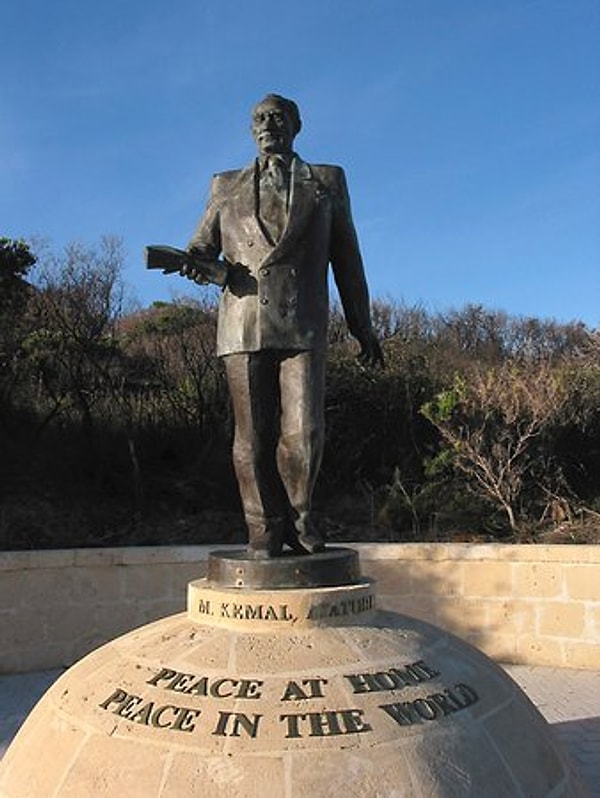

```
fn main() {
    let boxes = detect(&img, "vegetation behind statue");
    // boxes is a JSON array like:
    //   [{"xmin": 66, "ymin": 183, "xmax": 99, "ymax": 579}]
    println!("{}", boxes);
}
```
[{"xmin": 2, "ymin": 236, "xmax": 600, "ymax": 550}]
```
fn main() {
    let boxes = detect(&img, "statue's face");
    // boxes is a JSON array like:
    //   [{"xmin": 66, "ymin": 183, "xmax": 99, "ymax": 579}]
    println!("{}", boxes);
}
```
[{"xmin": 251, "ymin": 99, "xmax": 295, "ymax": 156}]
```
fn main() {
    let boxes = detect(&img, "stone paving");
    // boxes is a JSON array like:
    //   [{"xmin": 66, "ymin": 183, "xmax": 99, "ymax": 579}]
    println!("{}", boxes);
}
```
[
  {"xmin": 504, "ymin": 665, "xmax": 600, "ymax": 798},
  {"xmin": 1, "ymin": 665, "xmax": 599, "ymax": 795},
  {"xmin": 0, "ymin": 668, "xmax": 64, "ymax": 760}
]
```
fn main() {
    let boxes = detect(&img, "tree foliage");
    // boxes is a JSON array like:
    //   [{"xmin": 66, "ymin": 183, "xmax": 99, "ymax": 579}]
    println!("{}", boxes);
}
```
[
  {"xmin": 0, "ymin": 238, "xmax": 36, "ymax": 393},
  {"xmin": 422, "ymin": 363, "xmax": 570, "ymax": 535},
  {"xmin": 21, "ymin": 237, "xmax": 125, "ymax": 432}
]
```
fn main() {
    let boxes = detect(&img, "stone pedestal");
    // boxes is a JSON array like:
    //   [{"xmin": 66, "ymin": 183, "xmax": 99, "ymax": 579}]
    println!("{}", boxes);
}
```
[{"xmin": 0, "ymin": 548, "xmax": 588, "ymax": 797}]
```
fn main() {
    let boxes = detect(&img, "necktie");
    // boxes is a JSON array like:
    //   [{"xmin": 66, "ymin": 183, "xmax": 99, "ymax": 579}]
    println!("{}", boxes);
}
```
[
  {"xmin": 266, "ymin": 156, "xmax": 287, "ymax": 192},
  {"xmin": 258, "ymin": 157, "xmax": 290, "ymax": 242}
]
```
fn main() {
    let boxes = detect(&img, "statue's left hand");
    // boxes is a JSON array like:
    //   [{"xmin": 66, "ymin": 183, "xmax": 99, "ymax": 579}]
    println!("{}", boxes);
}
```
[{"xmin": 358, "ymin": 332, "xmax": 384, "ymax": 367}]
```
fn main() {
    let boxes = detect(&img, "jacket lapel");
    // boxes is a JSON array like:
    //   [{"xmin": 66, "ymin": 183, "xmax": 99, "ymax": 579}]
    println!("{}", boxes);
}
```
[
  {"xmin": 262, "ymin": 157, "xmax": 317, "ymax": 265},
  {"xmin": 226, "ymin": 163, "xmax": 268, "ymax": 245},
  {"xmin": 229, "ymin": 157, "xmax": 320, "ymax": 261}
]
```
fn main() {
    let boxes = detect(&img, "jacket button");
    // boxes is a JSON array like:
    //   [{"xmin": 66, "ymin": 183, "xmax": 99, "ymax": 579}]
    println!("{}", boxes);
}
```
[
  {"xmin": 259, "ymin": 267, "xmax": 270, "ymax": 276},
  {"xmin": 290, "ymin": 268, "xmax": 297, "ymax": 276},
  {"xmin": 247, "ymin": 240, "xmax": 254, "ymax": 247},
  {"xmin": 260, "ymin": 297, "xmax": 269, "ymax": 305}
]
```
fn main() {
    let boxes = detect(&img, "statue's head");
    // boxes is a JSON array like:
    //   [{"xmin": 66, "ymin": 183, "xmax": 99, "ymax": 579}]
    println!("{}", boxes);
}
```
[{"xmin": 251, "ymin": 94, "xmax": 302, "ymax": 156}]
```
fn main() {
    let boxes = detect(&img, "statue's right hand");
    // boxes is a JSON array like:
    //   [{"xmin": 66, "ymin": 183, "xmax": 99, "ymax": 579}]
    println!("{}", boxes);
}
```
[
  {"xmin": 180, "ymin": 261, "xmax": 209, "ymax": 284},
  {"xmin": 181, "ymin": 256, "xmax": 229, "ymax": 287}
]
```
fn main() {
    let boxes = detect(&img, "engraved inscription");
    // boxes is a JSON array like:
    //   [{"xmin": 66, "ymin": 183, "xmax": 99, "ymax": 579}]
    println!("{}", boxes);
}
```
[
  {"xmin": 97, "ymin": 660, "xmax": 481, "ymax": 742},
  {"xmin": 213, "ymin": 711, "xmax": 263, "ymax": 738},
  {"xmin": 280, "ymin": 679, "xmax": 328, "ymax": 701},
  {"xmin": 147, "ymin": 667, "xmax": 263, "ymax": 699},
  {"xmin": 344, "ymin": 660, "xmax": 440, "ymax": 693},
  {"xmin": 99, "ymin": 688, "xmax": 201, "ymax": 733},
  {"xmin": 379, "ymin": 683, "xmax": 479, "ymax": 727},
  {"xmin": 280, "ymin": 709, "xmax": 372, "ymax": 738},
  {"xmin": 195, "ymin": 600, "xmax": 296, "ymax": 621},
  {"xmin": 307, "ymin": 594, "xmax": 374, "ymax": 620}
]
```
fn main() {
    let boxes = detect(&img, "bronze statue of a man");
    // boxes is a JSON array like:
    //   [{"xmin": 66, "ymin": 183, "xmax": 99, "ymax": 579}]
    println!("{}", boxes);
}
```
[{"xmin": 181, "ymin": 94, "xmax": 382, "ymax": 558}]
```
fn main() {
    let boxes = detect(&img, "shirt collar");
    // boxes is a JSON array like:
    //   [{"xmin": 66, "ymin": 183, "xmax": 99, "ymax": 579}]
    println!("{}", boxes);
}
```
[{"xmin": 258, "ymin": 152, "xmax": 295, "ymax": 171}]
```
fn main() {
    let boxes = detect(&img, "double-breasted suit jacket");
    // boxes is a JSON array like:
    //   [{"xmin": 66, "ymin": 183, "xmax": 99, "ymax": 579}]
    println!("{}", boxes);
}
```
[{"xmin": 188, "ymin": 155, "xmax": 373, "ymax": 356}]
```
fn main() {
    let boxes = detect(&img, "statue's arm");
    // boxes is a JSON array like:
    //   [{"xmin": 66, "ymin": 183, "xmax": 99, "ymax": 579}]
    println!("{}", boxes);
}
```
[
  {"xmin": 184, "ymin": 175, "xmax": 229, "ymax": 287},
  {"xmin": 329, "ymin": 168, "xmax": 383, "ymax": 366}
]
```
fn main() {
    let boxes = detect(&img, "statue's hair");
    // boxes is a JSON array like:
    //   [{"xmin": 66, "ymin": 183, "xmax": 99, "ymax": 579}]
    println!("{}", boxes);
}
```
[{"xmin": 253, "ymin": 94, "xmax": 302, "ymax": 135}]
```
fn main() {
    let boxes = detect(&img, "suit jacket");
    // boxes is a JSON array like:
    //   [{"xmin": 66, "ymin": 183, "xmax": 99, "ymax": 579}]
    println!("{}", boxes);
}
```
[{"xmin": 188, "ymin": 155, "xmax": 374, "ymax": 357}]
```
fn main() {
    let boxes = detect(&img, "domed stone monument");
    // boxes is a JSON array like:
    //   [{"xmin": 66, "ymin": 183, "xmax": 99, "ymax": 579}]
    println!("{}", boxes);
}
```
[{"xmin": 0, "ymin": 548, "xmax": 588, "ymax": 797}]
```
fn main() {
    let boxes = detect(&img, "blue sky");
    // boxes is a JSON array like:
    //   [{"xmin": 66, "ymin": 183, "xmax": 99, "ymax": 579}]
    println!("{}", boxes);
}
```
[{"xmin": 2, "ymin": 0, "xmax": 599, "ymax": 326}]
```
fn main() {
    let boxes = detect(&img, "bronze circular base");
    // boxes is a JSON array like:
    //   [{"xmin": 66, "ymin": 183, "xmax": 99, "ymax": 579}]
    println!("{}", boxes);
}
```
[{"xmin": 207, "ymin": 546, "xmax": 361, "ymax": 589}]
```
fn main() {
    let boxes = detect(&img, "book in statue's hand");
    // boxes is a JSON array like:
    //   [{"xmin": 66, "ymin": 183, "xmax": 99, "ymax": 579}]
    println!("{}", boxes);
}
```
[{"xmin": 145, "ymin": 245, "xmax": 228, "ymax": 286}]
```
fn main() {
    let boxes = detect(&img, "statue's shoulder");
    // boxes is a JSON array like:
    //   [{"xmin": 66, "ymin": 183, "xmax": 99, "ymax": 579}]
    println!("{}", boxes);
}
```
[
  {"xmin": 308, "ymin": 163, "xmax": 345, "ymax": 179},
  {"xmin": 305, "ymin": 164, "xmax": 349, "ymax": 197},
  {"xmin": 206, "ymin": 166, "xmax": 252, "ymax": 205},
  {"xmin": 211, "ymin": 167, "xmax": 247, "ymax": 191},
  {"xmin": 306, "ymin": 163, "xmax": 347, "ymax": 190},
  {"xmin": 213, "ymin": 167, "xmax": 245, "ymax": 182}
]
